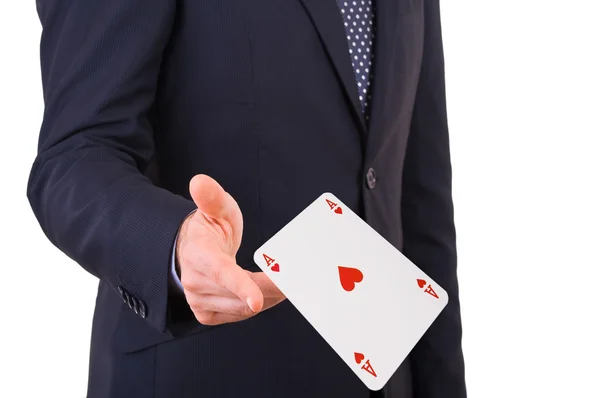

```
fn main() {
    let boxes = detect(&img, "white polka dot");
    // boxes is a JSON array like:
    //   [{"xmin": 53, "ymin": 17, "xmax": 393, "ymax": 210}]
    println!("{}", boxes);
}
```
[{"xmin": 338, "ymin": 0, "xmax": 375, "ymax": 109}]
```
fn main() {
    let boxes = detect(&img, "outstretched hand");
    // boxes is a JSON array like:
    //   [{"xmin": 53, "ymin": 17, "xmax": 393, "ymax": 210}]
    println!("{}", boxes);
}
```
[{"xmin": 176, "ymin": 174, "xmax": 285, "ymax": 325}]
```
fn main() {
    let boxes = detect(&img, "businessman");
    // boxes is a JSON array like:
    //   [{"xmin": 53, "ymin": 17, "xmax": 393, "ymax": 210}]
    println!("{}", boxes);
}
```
[{"xmin": 28, "ymin": 0, "xmax": 466, "ymax": 397}]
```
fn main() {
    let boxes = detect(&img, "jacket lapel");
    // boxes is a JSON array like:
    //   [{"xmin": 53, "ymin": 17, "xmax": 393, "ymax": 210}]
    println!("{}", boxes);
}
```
[{"xmin": 298, "ymin": 0, "xmax": 367, "ymax": 133}]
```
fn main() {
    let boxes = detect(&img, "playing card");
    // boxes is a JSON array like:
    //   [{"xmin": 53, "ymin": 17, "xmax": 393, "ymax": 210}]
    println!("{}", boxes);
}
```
[{"xmin": 253, "ymin": 193, "xmax": 448, "ymax": 390}]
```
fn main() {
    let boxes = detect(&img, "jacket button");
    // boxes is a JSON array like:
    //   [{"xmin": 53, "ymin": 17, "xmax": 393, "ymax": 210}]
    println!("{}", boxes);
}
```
[
  {"xmin": 130, "ymin": 297, "xmax": 139, "ymax": 314},
  {"xmin": 126, "ymin": 295, "xmax": 135, "ymax": 309},
  {"xmin": 366, "ymin": 168, "xmax": 377, "ymax": 189},
  {"xmin": 138, "ymin": 301, "xmax": 148, "ymax": 319},
  {"xmin": 119, "ymin": 286, "xmax": 129, "ymax": 303},
  {"xmin": 122, "ymin": 290, "xmax": 131, "ymax": 304}
]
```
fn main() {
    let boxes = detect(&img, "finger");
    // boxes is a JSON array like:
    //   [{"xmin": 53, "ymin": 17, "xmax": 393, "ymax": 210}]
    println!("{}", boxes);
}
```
[
  {"xmin": 190, "ymin": 295, "xmax": 254, "ymax": 317},
  {"xmin": 192, "ymin": 295, "xmax": 285, "ymax": 326},
  {"xmin": 194, "ymin": 310, "xmax": 251, "ymax": 326},
  {"xmin": 262, "ymin": 296, "xmax": 286, "ymax": 312},
  {"xmin": 188, "ymin": 175, "xmax": 243, "ymax": 236},
  {"xmin": 249, "ymin": 272, "xmax": 284, "ymax": 299},
  {"xmin": 205, "ymin": 253, "xmax": 264, "ymax": 313},
  {"xmin": 187, "ymin": 272, "xmax": 279, "ymax": 304},
  {"xmin": 187, "ymin": 274, "xmax": 239, "ymax": 298}
]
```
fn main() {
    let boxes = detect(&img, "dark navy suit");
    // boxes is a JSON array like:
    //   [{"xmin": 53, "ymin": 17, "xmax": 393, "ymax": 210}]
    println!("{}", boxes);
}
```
[{"xmin": 28, "ymin": 0, "xmax": 466, "ymax": 397}]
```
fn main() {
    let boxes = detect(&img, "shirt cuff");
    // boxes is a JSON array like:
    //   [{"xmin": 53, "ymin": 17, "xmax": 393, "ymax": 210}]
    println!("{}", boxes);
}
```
[{"xmin": 169, "ymin": 209, "xmax": 197, "ymax": 294}]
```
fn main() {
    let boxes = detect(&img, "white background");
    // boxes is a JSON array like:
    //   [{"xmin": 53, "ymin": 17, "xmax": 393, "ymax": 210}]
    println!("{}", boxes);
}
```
[{"xmin": 1, "ymin": 1, "xmax": 599, "ymax": 397}]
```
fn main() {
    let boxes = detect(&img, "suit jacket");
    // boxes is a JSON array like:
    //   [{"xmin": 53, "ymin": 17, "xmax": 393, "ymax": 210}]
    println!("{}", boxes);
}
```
[{"xmin": 28, "ymin": 0, "xmax": 466, "ymax": 397}]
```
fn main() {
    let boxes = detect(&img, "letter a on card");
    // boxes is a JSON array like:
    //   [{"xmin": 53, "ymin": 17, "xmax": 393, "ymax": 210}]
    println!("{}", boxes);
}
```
[
  {"xmin": 424, "ymin": 285, "xmax": 439, "ymax": 299},
  {"xmin": 262, "ymin": 253, "xmax": 275, "ymax": 267},
  {"xmin": 325, "ymin": 198, "xmax": 337, "ymax": 210}
]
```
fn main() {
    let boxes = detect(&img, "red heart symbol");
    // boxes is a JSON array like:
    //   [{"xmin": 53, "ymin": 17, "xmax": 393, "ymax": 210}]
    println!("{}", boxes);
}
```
[
  {"xmin": 334, "ymin": 206, "xmax": 343, "ymax": 214},
  {"xmin": 338, "ymin": 266, "xmax": 364, "ymax": 292},
  {"xmin": 417, "ymin": 279, "xmax": 426, "ymax": 288},
  {"xmin": 271, "ymin": 263, "xmax": 280, "ymax": 272},
  {"xmin": 354, "ymin": 352, "xmax": 365, "ymax": 364}
]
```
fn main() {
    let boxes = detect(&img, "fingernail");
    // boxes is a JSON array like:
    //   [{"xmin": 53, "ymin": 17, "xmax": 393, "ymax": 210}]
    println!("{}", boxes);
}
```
[{"xmin": 246, "ymin": 298, "xmax": 256, "ymax": 312}]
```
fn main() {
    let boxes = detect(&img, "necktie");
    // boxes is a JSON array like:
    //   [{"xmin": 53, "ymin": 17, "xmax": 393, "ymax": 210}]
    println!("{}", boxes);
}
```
[{"xmin": 336, "ymin": 0, "xmax": 376, "ymax": 116}]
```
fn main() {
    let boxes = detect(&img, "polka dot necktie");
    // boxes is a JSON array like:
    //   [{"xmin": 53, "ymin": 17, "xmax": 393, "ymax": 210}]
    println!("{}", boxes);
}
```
[{"xmin": 336, "ymin": 0, "xmax": 375, "ymax": 117}]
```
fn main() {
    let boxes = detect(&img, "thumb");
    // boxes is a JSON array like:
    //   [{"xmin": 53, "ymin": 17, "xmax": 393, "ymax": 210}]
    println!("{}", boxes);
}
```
[{"xmin": 189, "ymin": 175, "xmax": 242, "ymax": 228}]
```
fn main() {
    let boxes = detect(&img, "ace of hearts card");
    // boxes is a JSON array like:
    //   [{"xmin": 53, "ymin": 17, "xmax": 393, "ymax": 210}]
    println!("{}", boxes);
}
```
[{"xmin": 253, "ymin": 193, "xmax": 448, "ymax": 390}]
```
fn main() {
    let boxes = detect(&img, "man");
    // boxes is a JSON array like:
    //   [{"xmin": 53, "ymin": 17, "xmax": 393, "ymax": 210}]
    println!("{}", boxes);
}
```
[{"xmin": 28, "ymin": 0, "xmax": 466, "ymax": 397}]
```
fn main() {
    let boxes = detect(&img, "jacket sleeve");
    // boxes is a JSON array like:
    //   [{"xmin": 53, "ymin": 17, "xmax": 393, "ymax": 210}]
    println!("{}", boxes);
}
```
[
  {"xmin": 402, "ymin": 1, "xmax": 467, "ymax": 397},
  {"xmin": 27, "ymin": 0, "xmax": 197, "ymax": 334}
]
